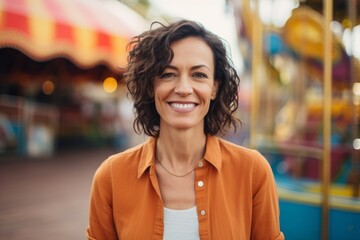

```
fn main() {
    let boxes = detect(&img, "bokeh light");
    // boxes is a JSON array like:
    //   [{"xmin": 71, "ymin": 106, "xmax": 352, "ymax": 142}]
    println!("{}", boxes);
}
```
[
  {"xmin": 353, "ymin": 138, "xmax": 360, "ymax": 150},
  {"xmin": 103, "ymin": 77, "xmax": 118, "ymax": 93},
  {"xmin": 42, "ymin": 80, "xmax": 55, "ymax": 95},
  {"xmin": 353, "ymin": 83, "xmax": 360, "ymax": 95}
]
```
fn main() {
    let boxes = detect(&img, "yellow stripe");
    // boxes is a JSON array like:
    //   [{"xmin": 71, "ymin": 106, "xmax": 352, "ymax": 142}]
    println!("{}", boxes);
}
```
[
  {"xmin": 278, "ymin": 188, "xmax": 322, "ymax": 205},
  {"xmin": 111, "ymin": 35, "xmax": 128, "ymax": 67},
  {"xmin": 27, "ymin": 0, "xmax": 55, "ymax": 49},
  {"xmin": 73, "ymin": 26, "xmax": 97, "ymax": 65},
  {"xmin": 278, "ymin": 188, "xmax": 360, "ymax": 212}
]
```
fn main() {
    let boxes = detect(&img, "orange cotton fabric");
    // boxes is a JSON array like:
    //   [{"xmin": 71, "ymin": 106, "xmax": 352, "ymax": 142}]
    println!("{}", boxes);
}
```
[{"xmin": 87, "ymin": 135, "xmax": 284, "ymax": 240}]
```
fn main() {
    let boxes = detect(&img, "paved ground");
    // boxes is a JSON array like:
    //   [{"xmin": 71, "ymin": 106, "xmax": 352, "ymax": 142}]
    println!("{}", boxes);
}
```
[{"xmin": 0, "ymin": 148, "xmax": 115, "ymax": 240}]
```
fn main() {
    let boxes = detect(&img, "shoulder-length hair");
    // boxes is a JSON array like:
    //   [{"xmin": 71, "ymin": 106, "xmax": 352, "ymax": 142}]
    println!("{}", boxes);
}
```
[{"xmin": 124, "ymin": 20, "xmax": 240, "ymax": 137}]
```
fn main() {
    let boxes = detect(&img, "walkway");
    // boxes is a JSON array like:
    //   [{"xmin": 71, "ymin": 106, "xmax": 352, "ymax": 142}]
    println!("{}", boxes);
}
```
[{"xmin": 0, "ymin": 148, "xmax": 115, "ymax": 240}]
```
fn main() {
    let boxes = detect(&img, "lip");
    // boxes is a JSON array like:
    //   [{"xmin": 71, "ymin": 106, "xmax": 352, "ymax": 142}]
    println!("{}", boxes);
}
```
[{"xmin": 167, "ymin": 101, "xmax": 198, "ymax": 113}]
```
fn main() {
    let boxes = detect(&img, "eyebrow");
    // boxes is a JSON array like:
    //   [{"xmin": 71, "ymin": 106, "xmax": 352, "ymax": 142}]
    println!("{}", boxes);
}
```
[{"xmin": 165, "ymin": 64, "xmax": 211, "ymax": 71}]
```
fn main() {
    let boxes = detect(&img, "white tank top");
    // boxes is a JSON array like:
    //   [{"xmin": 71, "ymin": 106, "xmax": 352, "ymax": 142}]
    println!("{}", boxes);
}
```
[{"xmin": 163, "ymin": 206, "xmax": 200, "ymax": 240}]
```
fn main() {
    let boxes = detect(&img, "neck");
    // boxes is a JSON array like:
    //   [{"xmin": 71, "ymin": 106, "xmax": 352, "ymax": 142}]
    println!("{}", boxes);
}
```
[{"xmin": 156, "ymin": 128, "xmax": 206, "ymax": 168}]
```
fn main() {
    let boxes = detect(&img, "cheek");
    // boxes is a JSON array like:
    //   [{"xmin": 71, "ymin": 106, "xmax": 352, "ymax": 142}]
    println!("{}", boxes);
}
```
[
  {"xmin": 153, "ymin": 87, "xmax": 169, "ymax": 111},
  {"xmin": 201, "ymin": 85, "xmax": 217, "ymax": 101},
  {"xmin": 154, "ymin": 93, "xmax": 162, "ymax": 110},
  {"xmin": 153, "ymin": 84, "xmax": 164, "ymax": 99},
  {"xmin": 154, "ymin": 81, "xmax": 172, "ymax": 95}
]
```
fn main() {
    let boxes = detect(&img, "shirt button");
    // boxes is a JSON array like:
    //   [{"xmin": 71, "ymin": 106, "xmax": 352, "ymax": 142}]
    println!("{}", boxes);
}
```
[
  {"xmin": 200, "ymin": 210, "xmax": 206, "ymax": 216},
  {"xmin": 197, "ymin": 161, "xmax": 203, "ymax": 168},
  {"xmin": 197, "ymin": 181, "xmax": 204, "ymax": 187}
]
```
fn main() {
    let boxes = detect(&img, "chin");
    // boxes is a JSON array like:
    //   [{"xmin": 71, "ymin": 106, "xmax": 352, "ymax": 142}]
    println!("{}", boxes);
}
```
[
  {"xmin": 169, "ymin": 121, "xmax": 203, "ymax": 131},
  {"xmin": 160, "ymin": 116, "xmax": 204, "ymax": 131}
]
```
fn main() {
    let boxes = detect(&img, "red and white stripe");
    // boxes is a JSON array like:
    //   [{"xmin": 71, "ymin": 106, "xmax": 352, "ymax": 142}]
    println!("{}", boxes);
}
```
[{"xmin": 0, "ymin": 0, "xmax": 148, "ymax": 70}]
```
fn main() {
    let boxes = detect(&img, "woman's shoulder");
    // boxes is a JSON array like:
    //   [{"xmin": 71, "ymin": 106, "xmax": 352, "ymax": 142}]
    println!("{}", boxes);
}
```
[
  {"xmin": 95, "ymin": 138, "xmax": 153, "ymax": 175},
  {"xmin": 217, "ymin": 137, "xmax": 262, "ymax": 158},
  {"xmin": 110, "ymin": 141, "xmax": 146, "ymax": 162},
  {"xmin": 217, "ymin": 137, "xmax": 270, "ymax": 169}
]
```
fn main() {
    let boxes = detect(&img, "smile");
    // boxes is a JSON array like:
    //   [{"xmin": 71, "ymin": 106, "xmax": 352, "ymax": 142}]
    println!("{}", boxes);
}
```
[{"xmin": 169, "ymin": 102, "xmax": 197, "ymax": 110}]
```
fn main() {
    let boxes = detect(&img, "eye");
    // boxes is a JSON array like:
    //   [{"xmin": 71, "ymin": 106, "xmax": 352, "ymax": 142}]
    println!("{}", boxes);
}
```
[
  {"xmin": 160, "ymin": 72, "xmax": 176, "ymax": 79},
  {"xmin": 193, "ymin": 72, "xmax": 208, "ymax": 78}
]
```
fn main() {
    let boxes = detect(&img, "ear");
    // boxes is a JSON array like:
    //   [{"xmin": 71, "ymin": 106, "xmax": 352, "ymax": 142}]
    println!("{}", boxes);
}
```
[{"xmin": 211, "ymin": 80, "xmax": 219, "ymax": 100}]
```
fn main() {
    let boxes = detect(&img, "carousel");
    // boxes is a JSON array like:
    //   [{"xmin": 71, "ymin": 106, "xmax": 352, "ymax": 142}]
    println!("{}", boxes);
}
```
[
  {"xmin": 233, "ymin": 0, "xmax": 360, "ymax": 239},
  {"xmin": 0, "ymin": 0, "xmax": 149, "ymax": 156}
]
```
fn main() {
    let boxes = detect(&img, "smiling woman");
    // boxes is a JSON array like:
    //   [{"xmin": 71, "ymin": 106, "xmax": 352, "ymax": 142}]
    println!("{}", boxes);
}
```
[
  {"xmin": 153, "ymin": 37, "xmax": 218, "ymax": 132},
  {"xmin": 87, "ymin": 20, "xmax": 284, "ymax": 240},
  {"xmin": 125, "ymin": 21, "xmax": 240, "ymax": 137}
]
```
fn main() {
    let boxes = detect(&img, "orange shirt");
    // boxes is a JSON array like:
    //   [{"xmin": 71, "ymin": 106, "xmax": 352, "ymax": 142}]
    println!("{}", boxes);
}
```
[{"xmin": 87, "ymin": 135, "xmax": 284, "ymax": 240}]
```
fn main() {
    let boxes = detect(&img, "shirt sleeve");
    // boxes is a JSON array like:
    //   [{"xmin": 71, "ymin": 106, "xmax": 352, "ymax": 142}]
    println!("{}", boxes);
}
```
[
  {"xmin": 87, "ymin": 159, "xmax": 118, "ymax": 240},
  {"xmin": 251, "ymin": 151, "xmax": 285, "ymax": 240}
]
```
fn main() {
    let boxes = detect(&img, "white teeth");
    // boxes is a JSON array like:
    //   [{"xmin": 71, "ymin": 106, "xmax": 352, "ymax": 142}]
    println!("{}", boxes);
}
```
[{"xmin": 170, "ymin": 103, "xmax": 195, "ymax": 109}]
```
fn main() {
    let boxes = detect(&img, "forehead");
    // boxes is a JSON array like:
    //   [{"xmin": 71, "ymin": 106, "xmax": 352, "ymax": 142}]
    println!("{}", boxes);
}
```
[{"xmin": 169, "ymin": 37, "xmax": 214, "ymax": 67}]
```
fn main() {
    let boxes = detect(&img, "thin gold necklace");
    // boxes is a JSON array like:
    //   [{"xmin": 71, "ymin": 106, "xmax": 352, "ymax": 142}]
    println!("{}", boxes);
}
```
[{"xmin": 156, "ymin": 157, "xmax": 195, "ymax": 177}]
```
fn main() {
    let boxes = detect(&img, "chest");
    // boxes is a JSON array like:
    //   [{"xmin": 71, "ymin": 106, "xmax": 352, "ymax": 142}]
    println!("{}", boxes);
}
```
[
  {"xmin": 156, "ymin": 167, "xmax": 196, "ymax": 209},
  {"xmin": 112, "ymin": 165, "xmax": 253, "ymax": 239}
]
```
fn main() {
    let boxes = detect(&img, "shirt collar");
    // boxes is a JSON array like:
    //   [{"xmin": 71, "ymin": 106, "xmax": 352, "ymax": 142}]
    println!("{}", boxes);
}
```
[
  {"xmin": 137, "ymin": 135, "xmax": 222, "ymax": 178},
  {"xmin": 203, "ymin": 135, "xmax": 222, "ymax": 171},
  {"xmin": 137, "ymin": 137, "xmax": 156, "ymax": 179}
]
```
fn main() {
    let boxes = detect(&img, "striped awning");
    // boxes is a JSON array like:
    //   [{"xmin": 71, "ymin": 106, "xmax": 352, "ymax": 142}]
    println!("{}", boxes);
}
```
[{"xmin": 0, "ymin": 0, "xmax": 149, "ymax": 71}]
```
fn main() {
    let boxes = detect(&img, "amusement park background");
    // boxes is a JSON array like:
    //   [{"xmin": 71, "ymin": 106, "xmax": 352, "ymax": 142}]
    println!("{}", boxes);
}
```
[{"xmin": 0, "ymin": 0, "xmax": 359, "ymax": 239}]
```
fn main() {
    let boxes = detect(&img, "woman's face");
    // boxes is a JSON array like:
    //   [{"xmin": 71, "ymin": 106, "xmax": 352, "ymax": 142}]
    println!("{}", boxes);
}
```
[{"xmin": 153, "ymin": 36, "xmax": 218, "ymax": 133}]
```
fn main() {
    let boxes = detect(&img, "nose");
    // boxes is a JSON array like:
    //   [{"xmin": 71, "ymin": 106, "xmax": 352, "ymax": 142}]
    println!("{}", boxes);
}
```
[{"xmin": 174, "ymin": 75, "xmax": 193, "ymax": 96}]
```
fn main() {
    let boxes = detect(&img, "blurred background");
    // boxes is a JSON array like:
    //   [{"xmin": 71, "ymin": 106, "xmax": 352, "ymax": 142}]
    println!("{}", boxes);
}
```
[{"xmin": 0, "ymin": 0, "xmax": 359, "ymax": 239}]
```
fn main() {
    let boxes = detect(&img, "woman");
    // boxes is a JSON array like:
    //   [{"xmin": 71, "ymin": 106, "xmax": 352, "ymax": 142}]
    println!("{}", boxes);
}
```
[{"xmin": 87, "ymin": 20, "xmax": 284, "ymax": 240}]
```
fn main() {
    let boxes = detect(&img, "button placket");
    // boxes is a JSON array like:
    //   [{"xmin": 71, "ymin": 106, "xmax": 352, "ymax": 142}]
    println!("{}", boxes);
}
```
[
  {"xmin": 197, "ymin": 179, "xmax": 206, "ymax": 218},
  {"xmin": 195, "ymin": 162, "xmax": 207, "ymax": 221},
  {"xmin": 195, "ymin": 159, "xmax": 208, "ymax": 239}
]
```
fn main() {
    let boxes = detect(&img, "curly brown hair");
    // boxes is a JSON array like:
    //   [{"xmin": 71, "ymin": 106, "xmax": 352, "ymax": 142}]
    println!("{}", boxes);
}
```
[{"xmin": 124, "ymin": 20, "xmax": 240, "ymax": 137}]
